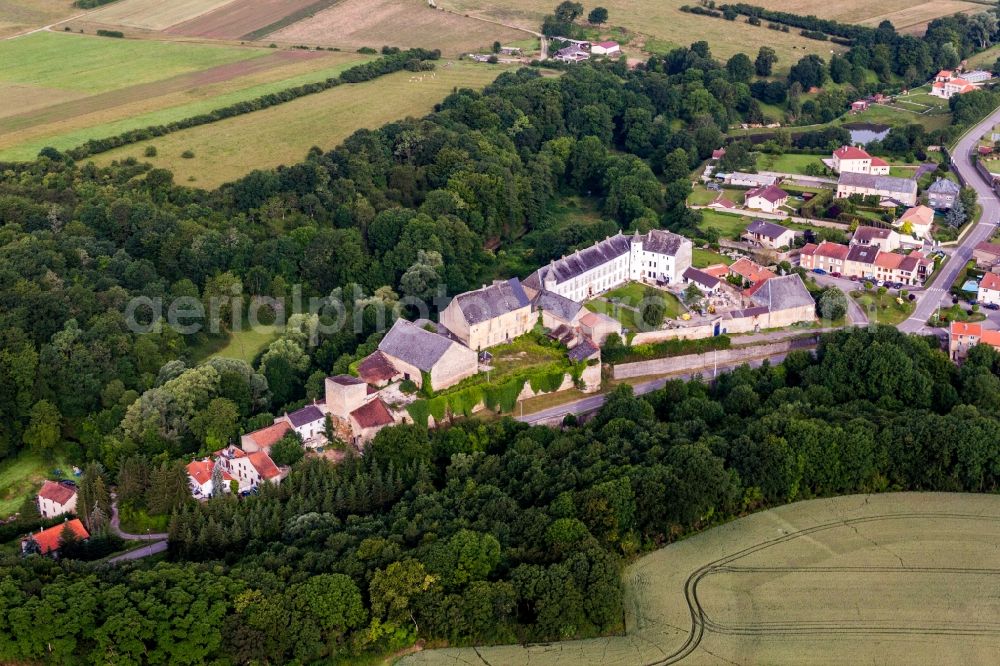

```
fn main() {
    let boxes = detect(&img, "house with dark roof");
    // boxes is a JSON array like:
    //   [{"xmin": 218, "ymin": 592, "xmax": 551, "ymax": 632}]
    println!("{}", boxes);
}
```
[
  {"xmin": 356, "ymin": 350, "xmax": 400, "ymax": 387},
  {"xmin": 681, "ymin": 266, "xmax": 721, "ymax": 294},
  {"xmin": 375, "ymin": 318, "xmax": 478, "ymax": 391},
  {"xmin": 36, "ymin": 480, "xmax": 77, "ymax": 519},
  {"xmin": 522, "ymin": 230, "xmax": 692, "ymax": 302},
  {"xmin": 845, "ymin": 244, "xmax": 880, "ymax": 277},
  {"xmin": 532, "ymin": 289, "xmax": 584, "ymax": 330},
  {"xmin": 927, "ymin": 178, "xmax": 960, "ymax": 209},
  {"xmin": 974, "ymin": 242, "xmax": 1000, "ymax": 270},
  {"xmin": 745, "ymin": 219, "xmax": 795, "ymax": 249},
  {"xmin": 283, "ymin": 404, "xmax": 326, "ymax": 443},
  {"xmin": 747, "ymin": 275, "xmax": 816, "ymax": 328},
  {"xmin": 22, "ymin": 518, "xmax": 89, "ymax": 557},
  {"xmin": 440, "ymin": 278, "xmax": 533, "ymax": 350},
  {"xmin": 837, "ymin": 172, "xmax": 917, "ymax": 207},
  {"xmin": 348, "ymin": 398, "xmax": 396, "ymax": 445},
  {"xmin": 744, "ymin": 185, "xmax": 789, "ymax": 214}
]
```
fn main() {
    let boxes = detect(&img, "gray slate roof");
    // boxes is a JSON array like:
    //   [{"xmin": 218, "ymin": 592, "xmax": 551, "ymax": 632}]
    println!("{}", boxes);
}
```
[
  {"xmin": 328, "ymin": 374, "xmax": 365, "ymax": 386},
  {"xmin": 746, "ymin": 219, "xmax": 791, "ymax": 239},
  {"xmin": 838, "ymin": 171, "xmax": 917, "ymax": 196},
  {"xmin": 532, "ymin": 289, "xmax": 583, "ymax": 323},
  {"xmin": 927, "ymin": 177, "xmax": 960, "ymax": 194},
  {"xmin": 452, "ymin": 278, "xmax": 530, "ymax": 325},
  {"xmin": 682, "ymin": 266, "xmax": 720, "ymax": 289},
  {"xmin": 639, "ymin": 229, "xmax": 687, "ymax": 256},
  {"xmin": 523, "ymin": 233, "xmax": 632, "ymax": 290},
  {"xmin": 378, "ymin": 319, "xmax": 457, "ymax": 372},
  {"xmin": 749, "ymin": 275, "xmax": 814, "ymax": 311},
  {"xmin": 287, "ymin": 404, "xmax": 324, "ymax": 427},
  {"xmin": 568, "ymin": 338, "xmax": 599, "ymax": 362}
]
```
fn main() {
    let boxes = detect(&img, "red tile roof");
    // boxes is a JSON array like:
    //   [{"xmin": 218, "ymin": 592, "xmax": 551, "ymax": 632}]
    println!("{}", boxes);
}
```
[
  {"xmin": 701, "ymin": 264, "xmax": 731, "ymax": 279},
  {"xmin": 350, "ymin": 398, "xmax": 395, "ymax": 429},
  {"xmin": 951, "ymin": 321, "xmax": 981, "ymax": 337},
  {"xmin": 870, "ymin": 157, "xmax": 889, "ymax": 167},
  {"xmin": 899, "ymin": 205, "xmax": 934, "ymax": 227},
  {"xmin": 981, "ymin": 272, "xmax": 1000, "ymax": 292},
  {"xmin": 248, "ymin": 451, "xmax": 281, "ymax": 480},
  {"xmin": 834, "ymin": 145, "xmax": 870, "ymax": 160},
  {"xmin": 712, "ymin": 148, "xmax": 726, "ymax": 159},
  {"xmin": 813, "ymin": 241, "xmax": 851, "ymax": 260},
  {"xmin": 243, "ymin": 421, "xmax": 291, "ymax": 450},
  {"xmin": 186, "ymin": 460, "xmax": 233, "ymax": 486},
  {"xmin": 27, "ymin": 519, "xmax": 88, "ymax": 555},
  {"xmin": 975, "ymin": 242, "xmax": 1000, "ymax": 257},
  {"xmin": 38, "ymin": 480, "xmax": 76, "ymax": 506},
  {"xmin": 981, "ymin": 329, "xmax": 1000, "ymax": 347},
  {"xmin": 875, "ymin": 252, "xmax": 903, "ymax": 269},
  {"xmin": 729, "ymin": 257, "xmax": 776, "ymax": 284},
  {"xmin": 357, "ymin": 350, "xmax": 399, "ymax": 384}
]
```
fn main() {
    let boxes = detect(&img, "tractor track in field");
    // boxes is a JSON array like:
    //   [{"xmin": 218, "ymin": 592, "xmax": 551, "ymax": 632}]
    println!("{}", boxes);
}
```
[{"xmin": 652, "ymin": 511, "xmax": 1000, "ymax": 664}]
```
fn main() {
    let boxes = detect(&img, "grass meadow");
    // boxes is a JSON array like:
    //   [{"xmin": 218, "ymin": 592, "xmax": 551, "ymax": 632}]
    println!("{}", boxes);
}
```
[
  {"xmin": 94, "ymin": 61, "xmax": 512, "ymax": 188},
  {"xmin": 0, "ymin": 450, "xmax": 71, "ymax": 518}
]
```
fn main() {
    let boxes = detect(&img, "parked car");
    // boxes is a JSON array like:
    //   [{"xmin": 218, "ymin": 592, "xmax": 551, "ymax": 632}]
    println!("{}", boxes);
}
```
[
  {"xmin": 986, "ymin": 303, "xmax": 1000, "ymax": 311},
  {"xmin": 812, "ymin": 268, "xmax": 827, "ymax": 275},
  {"xmin": 850, "ymin": 275, "xmax": 859, "ymax": 282},
  {"xmin": 831, "ymin": 272, "xmax": 842, "ymax": 278}
]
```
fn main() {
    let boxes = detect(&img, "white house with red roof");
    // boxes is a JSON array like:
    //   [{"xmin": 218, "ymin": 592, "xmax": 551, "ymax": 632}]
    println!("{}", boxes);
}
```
[
  {"xmin": 186, "ymin": 459, "xmax": 234, "ymax": 498},
  {"xmin": 830, "ymin": 145, "xmax": 871, "ymax": 174},
  {"xmin": 930, "ymin": 69, "xmax": 987, "ymax": 99},
  {"xmin": 896, "ymin": 205, "xmax": 934, "ymax": 239},
  {"xmin": 590, "ymin": 41, "xmax": 620, "ymax": 55},
  {"xmin": 36, "ymin": 480, "xmax": 77, "ymax": 518},
  {"xmin": 215, "ymin": 445, "xmax": 284, "ymax": 492},
  {"xmin": 744, "ymin": 184, "xmax": 789, "ymax": 214},
  {"xmin": 979, "ymin": 272, "xmax": 1000, "ymax": 306},
  {"xmin": 949, "ymin": 321, "xmax": 1000, "ymax": 360},
  {"xmin": 799, "ymin": 241, "xmax": 850, "ymax": 274}
]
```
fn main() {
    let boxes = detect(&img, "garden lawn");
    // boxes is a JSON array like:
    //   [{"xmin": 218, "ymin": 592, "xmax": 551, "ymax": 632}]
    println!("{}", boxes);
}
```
[
  {"xmin": 693, "ymin": 247, "xmax": 732, "ymax": 268},
  {"xmin": 0, "ymin": 450, "xmax": 71, "ymax": 518},
  {"xmin": 698, "ymin": 210, "xmax": 750, "ymax": 239},
  {"xmin": 754, "ymin": 153, "xmax": 826, "ymax": 175},
  {"xmin": 212, "ymin": 326, "xmax": 280, "ymax": 364},
  {"xmin": 851, "ymin": 290, "xmax": 914, "ymax": 326},
  {"xmin": 117, "ymin": 505, "xmax": 171, "ymax": 534}
]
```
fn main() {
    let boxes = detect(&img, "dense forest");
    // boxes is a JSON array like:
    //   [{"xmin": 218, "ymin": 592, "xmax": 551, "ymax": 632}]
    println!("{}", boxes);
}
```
[{"xmin": 3, "ymin": 327, "xmax": 1000, "ymax": 662}]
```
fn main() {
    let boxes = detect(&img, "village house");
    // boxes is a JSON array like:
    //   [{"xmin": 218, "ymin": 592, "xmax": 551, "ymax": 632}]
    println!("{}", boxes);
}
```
[
  {"xmin": 240, "ymin": 420, "xmax": 290, "ymax": 453},
  {"xmin": 949, "ymin": 321, "xmax": 1000, "ymax": 360},
  {"xmin": 724, "ymin": 172, "xmax": 778, "ymax": 188},
  {"xmin": 851, "ymin": 100, "xmax": 868, "ymax": 113},
  {"xmin": 851, "ymin": 226, "xmax": 900, "ymax": 252},
  {"xmin": 440, "ymin": 278, "xmax": 533, "ymax": 350},
  {"xmin": 728, "ymin": 257, "xmax": 776, "ymax": 290},
  {"xmin": 681, "ymin": 266, "xmax": 722, "ymax": 295},
  {"xmin": 844, "ymin": 244, "xmax": 881, "ymax": 279},
  {"xmin": 324, "ymin": 375, "xmax": 397, "ymax": 447},
  {"xmin": 215, "ymin": 445, "xmax": 284, "ymax": 492},
  {"xmin": 553, "ymin": 44, "xmax": 588, "ymax": 62},
  {"xmin": 522, "ymin": 230, "xmax": 692, "ymax": 301},
  {"xmin": 36, "ymin": 480, "xmax": 77, "ymax": 519},
  {"xmin": 744, "ymin": 184, "xmax": 790, "ymax": 214},
  {"xmin": 799, "ymin": 241, "xmax": 850, "ymax": 273},
  {"xmin": 531, "ymin": 288, "xmax": 584, "ymax": 331},
  {"xmin": 836, "ymin": 172, "xmax": 918, "ymax": 207},
  {"xmin": 978, "ymin": 272, "xmax": 1000, "ymax": 306},
  {"xmin": 186, "ymin": 459, "xmax": 233, "ymax": 498},
  {"xmin": 578, "ymin": 310, "xmax": 622, "ymax": 345},
  {"xmin": 931, "ymin": 76, "xmax": 976, "ymax": 99},
  {"xmin": 926, "ymin": 178, "xmax": 960, "ymax": 209},
  {"xmin": 356, "ymin": 350, "xmax": 401, "ymax": 387},
  {"xmin": 896, "ymin": 205, "xmax": 934, "ymax": 239},
  {"xmin": 827, "ymin": 146, "xmax": 890, "ymax": 175},
  {"xmin": 711, "ymin": 147, "xmax": 726, "ymax": 160},
  {"xmin": 22, "ymin": 518, "xmax": 89, "ymax": 557},
  {"xmin": 590, "ymin": 41, "xmax": 620, "ymax": 55},
  {"xmin": 283, "ymin": 404, "xmax": 326, "ymax": 445},
  {"xmin": 973, "ymin": 242, "xmax": 1000, "ymax": 270},
  {"xmin": 744, "ymin": 219, "xmax": 795, "ymax": 249},
  {"xmin": 374, "ymin": 318, "xmax": 479, "ymax": 391}
]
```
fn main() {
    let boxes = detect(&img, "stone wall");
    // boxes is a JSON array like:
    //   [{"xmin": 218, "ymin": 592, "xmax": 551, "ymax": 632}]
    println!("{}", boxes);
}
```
[{"xmin": 612, "ymin": 336, "xmax": 819, "ymax": 379}]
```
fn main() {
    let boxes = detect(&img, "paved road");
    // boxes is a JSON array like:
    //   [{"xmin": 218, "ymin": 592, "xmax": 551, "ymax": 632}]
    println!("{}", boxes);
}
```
[
  {"xmin": 899, "ymin": 111, "xmax": 1000, "ymax": 333},
  {"xmin": 105, "ymin": 539, "xmax": 168, "ymax": 564},
  {"xmin": 517, "ymin": 351, "xmax": 796, "ymax": 425},
  {"xmin": 106, "ymin": 495, "xmax": 168, "ymax": 563}
]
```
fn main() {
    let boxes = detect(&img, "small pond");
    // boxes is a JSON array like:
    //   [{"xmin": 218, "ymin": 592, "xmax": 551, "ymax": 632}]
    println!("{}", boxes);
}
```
[{"xmin": 842, "ymin": 122, "xmax": 890, "ymax": 145}]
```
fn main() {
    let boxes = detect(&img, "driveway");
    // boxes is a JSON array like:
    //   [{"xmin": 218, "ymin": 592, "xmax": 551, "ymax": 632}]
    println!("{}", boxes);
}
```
[
  {"xmin": 899, "ymin": 111, "xmax": 1000, "ymax": 333},
  {"xmin": 106, "ymin": 495, "xmax": 168, "ymax": 564}
]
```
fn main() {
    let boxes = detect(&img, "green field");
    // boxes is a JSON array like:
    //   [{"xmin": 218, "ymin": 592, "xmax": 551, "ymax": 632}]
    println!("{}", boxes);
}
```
[
  {"xmin": 755, "ymin": 152, "xmax": 826, "ymax": 175},
  {"xmin": 697, "ymin": 209, "xmax": 752, "ymax": 239},
  {"xmin": 852, "ymin": 290, "xmax": 915, "ymax": 326},
  {"xmin": 95, "ymin": 61, "xmax": 511, "ymax": 188},
  {"xmin": 406, "ymin": 493, "xmax": 1000, "ymax": 666},
  {"xmin": 0, "ymin": 450, "xmax": 72, "ymax": 518},
  {"xmin": 0, "ymin": 51, "xmax": 367, "ymax": 161},
  {"xmin": 586, "ymin": 283, "xmax": 685, "ymax": 328},
  {"xmin": 212, "ymin": 326, "xmax": 280, "ymax": 364},
  {"xmin": 687, "ymin": 185, "xmax": 745, "ymax": 206},
  {"xmin": 0, "ymin": 32, "xmax": 264, "ymax": 93}
]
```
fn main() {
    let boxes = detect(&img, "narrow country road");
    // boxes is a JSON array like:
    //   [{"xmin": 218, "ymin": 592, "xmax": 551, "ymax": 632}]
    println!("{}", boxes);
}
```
[
  {"xmin": 105, "ymin": 540, "xmax": 168, "ymax": 564},
  {"xmin": 517, "ymin": 351, "xmax": 796, "ymax": 425},
  {"xmin": 105, "ymin": 495, "xmax": 168, "ymax": 564},
  {"xmin": 899, "ymin": 109, "xmax": 1000, "ymax": 333}
]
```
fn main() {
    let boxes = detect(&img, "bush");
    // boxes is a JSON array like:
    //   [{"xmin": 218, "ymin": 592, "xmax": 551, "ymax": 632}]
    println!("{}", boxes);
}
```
[
  {"xmin": 181, "ymin": 150, "xmax": 195, "ymax": 159},
  {"xmin": 96, "ymin": 29, "xmax": 124, "ymax": 38},
  {"xmin": 399, "ymin": 379, "xmax": 417, "ymax": 394},
  {"xmin": 144, "ymin": 146, "xmax": 157, "ymax": 157}
]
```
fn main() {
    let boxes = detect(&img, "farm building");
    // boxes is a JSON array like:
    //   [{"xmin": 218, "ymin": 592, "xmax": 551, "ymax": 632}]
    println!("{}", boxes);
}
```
[
  {"xmin": 590, "ymin": 41, "xmax": 620, "ymax": 55},
  {"xmin": 375, "ymin": 318, "xmax": 478, "ymax": 390},
  {"xmin": 724, "ymin": 172, "xmax": 778, "ymax": 188}
]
